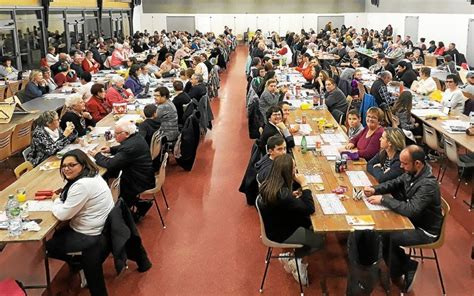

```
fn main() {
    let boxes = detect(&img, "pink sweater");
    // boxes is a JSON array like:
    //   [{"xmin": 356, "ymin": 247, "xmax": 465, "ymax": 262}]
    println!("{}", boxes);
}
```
[{"xmin": 349, "ymin": 126, "xmax": 384, "ymax": 160}]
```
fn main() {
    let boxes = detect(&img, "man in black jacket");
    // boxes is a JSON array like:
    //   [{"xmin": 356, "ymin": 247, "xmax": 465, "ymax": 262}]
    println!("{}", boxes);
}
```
[
  {"xmin": 138, "ymin": 104, "xmax": 160, "ymax": 146},
  {"xmin": 172, "ymin": 80, "xmax": 191, "ymax": 126},
  {"xmin": 370, "ymin": 71, "xmax": 395, "ymax": 109},
  {"xmin": 90, "ymin": 121, "xmax": 155, "ymax": 218},
  {"xmin": 364, "ymin": 145, "xmax": 443, "ymax": 293},
  {"xmin": 259, "ymin": 106, "xmax": 295, "ymax": 154},
  {"xmin": 187, "ymin": 73, "xmax": 207, "ymax": 102},
  {"xmin": 395, "ymin": 61, "xmax": 418, "ymax": 88},
  {"xmin": 255, "ymin": 135, "xmax": 286, "ymax": 184}
]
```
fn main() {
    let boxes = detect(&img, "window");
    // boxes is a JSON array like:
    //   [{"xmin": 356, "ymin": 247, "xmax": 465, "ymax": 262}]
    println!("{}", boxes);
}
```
[
  {"xmin": 48, "ymin": 12, "xmax": 66, "ymax": 52},
  {"xmin": 15, "ymin": 10, "xmax": 45, "ymax": 70}
]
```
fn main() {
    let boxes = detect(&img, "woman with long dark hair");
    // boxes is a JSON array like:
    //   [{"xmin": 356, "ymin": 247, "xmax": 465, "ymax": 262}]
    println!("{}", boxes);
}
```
[
  {"xmin": 46, "ymin": 149, "xmax": 114, "ymax": 296},
  {"xmin": 257, "ymin": 154, "xmax": 324, "ymax": 285}
]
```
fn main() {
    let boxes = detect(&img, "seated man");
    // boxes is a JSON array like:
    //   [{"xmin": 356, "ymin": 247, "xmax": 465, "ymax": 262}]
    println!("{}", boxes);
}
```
[
  {"xmin": 364, "ymin": 145, "xmax": 443, "ymax": 293},
  {"xmin": 259, "ymin": 105, "xmax": 295, "ymax": 154},
  {"xmin": 187, "ymin": 73, "xmax": 207, "ymax": 102},
  {"xmin": 154, "ymin": 86, "xmax": 180, "ymax": 143},
  {"xmin": 89, "ymin": 121, "xmax": 155, "ymax": 219},
  {"xmin": 255, "ymin": 135, "xmax": 287, "ymax": 184},
  {"xmin": 172, "ymin": 80, "xmax": 192, "ymax": 127},
  {"xmin": 395, "ymin": 61, "xmax": 418, "ymax": 88}
]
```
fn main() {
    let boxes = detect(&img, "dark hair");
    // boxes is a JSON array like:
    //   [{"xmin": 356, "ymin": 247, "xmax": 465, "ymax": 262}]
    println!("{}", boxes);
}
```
[
  {"xmin": 80, "ymin": 71, "xmax": 92, "ymax": 82},
  {"xmin": 443, "ymin": 55, "xmax": 452, "ymax": 62},
  {"xmin": 1, "ymin": 56, "xmax": 12, "ymax": 65},
  {"xmin": 259, "ymin": 154, "xmax": 294, "ymax": 205},
  {"xmin": 90, "ymin": 83, "xmax": 105, "ymax": 96},
  {"xmin": 420, "ymin": 38, "xmax": 426, "ymax": 42},
  {"xmin": 266, "ymin": 105, "xmax": 282, "ymax": 120},
  {"xmin": 446, "ymin": 74, "xmax": 459, "ymax": 84},
  {"xmin": 438, "ymin": 41, "xmax": 444, "ymax": 48},
  {"xmin": 173, "ymin": 80, "xmax": 184, "ymax": 91},
  {"xmin": 145, "ymin": 54, "xmax": 156, "ymax": 64},
  {"xmin": 40, "ymin": 66, "xmax": 50, "ymax": 74},
  {"xmin": 420, "ymin": 67, "xmax": 431, "ymax": 77},
  {"xmin": 143, "ymin": 103, "xmax": 158, "ymax": 118},
  {"xmin": 59, "ymin": 149, "xmax": 99, "ymax": 201},
  {"xmin": 165, "ymin": 53, "xmax": 173, "ymax": 59},
  {"xmin": 406, "ymin": 145, "xmax": 425, "ymax": 164},
  {"xmin": 267, "ymin": 135, "xmax": 285, "ymax": 150},
  {"xmin": 185, "ymin": 68, "xmax": 194, "ymax": 78},
  {"xmin": 347, "ymin": 109, "xmax": 360, "ymax": 118},
  {"xmin": 154, "ymin": 86, "xmax": 170, "ymax": 99},
  {"xmin": 129, "ymin": 64, "xmax": 141, "ymax": 78}
]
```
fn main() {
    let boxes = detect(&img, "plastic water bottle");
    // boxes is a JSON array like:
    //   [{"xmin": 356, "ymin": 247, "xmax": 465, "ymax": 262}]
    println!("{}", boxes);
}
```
[
  {"xmin": 301, "ymin": 135, "xmax": 308, "ymax": 154},
  {"xmin": 5, "ymin": 194, "xmax": 22, "ymax": 237}
]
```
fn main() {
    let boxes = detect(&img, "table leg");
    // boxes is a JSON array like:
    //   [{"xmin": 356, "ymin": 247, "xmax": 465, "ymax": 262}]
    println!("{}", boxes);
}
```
[{"xmin": 43, "ymin": 238, "xmax": 51, "ymax": 295}]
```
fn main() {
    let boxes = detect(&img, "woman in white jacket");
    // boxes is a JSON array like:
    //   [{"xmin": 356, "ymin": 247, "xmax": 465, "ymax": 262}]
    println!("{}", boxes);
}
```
[
  {"xmin": 277, "ymin": 41, "xmax": 293, "ymax": 66},
  {"xmin": 410, "ymin": 67, "xmax": 437, "ymax": 95}
]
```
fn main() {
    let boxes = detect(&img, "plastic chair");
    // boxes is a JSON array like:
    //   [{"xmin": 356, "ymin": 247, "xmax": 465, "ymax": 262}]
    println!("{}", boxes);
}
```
[
  {"xmin": 255, "ymin": 196, "xmax": 305, "ymax": 296},
  {"xmin": 110, "ymin": 171, "xmax": 122, "ymax": 203},
  {"xmin": 408, "ymin": 197, "xmax": 450, "ymax": 296},
  {"xmin": 150, "ymin": 130, "xmax": 164, "ymax": 162},
  {"xmin": 10, "ymin": 119, "xmax": 33, "ymax": 155},
  {"xmin": 439, "ymin": 137, "xmax": 474, "ymax": 199},
  {"xmin": 0, "ymin": 127, "xmax": 13, "ymax": 165},
  {"xmin": 422, "ymin": 124, "xmax": 444, "ymax": 180},
  {"xmin": 14, "ymin": 161, "xmax": 33, "ymax": 179},
  {"xmin": 140, "ymin": 152, "xmax": 170, "ymax": 228}
]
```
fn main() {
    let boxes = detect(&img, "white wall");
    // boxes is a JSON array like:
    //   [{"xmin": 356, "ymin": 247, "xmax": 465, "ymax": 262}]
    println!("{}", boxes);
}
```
[
  {"xmin": 137, "ymin": 12, "xmax": 471, "ymax": 63},
  {"xmin": 132, "ymin": 4, "xmax": 143, "ymax": 32},
  {"xmin": 366, "ymin": 13, "xmax": 472, "ymax": 56}
]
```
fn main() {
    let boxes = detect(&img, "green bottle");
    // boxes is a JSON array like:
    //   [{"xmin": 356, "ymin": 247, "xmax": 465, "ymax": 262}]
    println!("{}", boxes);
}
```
[{"xmin": 301, "ymin": 135, "xmax": 307, "ymax": 154}]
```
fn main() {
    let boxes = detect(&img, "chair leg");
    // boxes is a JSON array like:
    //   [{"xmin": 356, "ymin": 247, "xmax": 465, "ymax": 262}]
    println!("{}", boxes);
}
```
[
  {"xmin": 153, "ymin": 193, "xmax": 166, "ymax": 229},
  {"xmin": 259, "ymin": 247, "xmax": 272, "ymax": 293},
  {"xmin": 419, "ymin": 249, "xmax": 424, "ymax": 262},
  {"xmin": 264, "ymin": 247, "xmax": 271, "ymax": 263},
  {"xmin": 161, "ymin": 187, "xmax": 170, "ymax": 210},
  {"xmin": 433, "ymin": 250, "xmax": 446, "ymax": 295},
  {"xmin": 454, "ymin": 167, "xmax": 465, "ymax": 199},
  {"xmin": 438, "ymin": 164, "xmax": 448, "ymax": 183},
  {"xmin": 294, "ymin": 256, "xmax": 304, "ymax": 296}
]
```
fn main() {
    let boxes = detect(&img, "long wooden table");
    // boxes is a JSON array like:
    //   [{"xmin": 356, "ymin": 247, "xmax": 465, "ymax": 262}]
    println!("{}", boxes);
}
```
[{"xmin": 288, "ymin": 108, "xmax": 414, "ymax": 233}]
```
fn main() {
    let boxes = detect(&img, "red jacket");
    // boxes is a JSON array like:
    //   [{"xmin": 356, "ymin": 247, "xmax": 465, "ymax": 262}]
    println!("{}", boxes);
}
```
[
  {"xmin": 82, "ymin": 59, "xmax": 100, "ymax": 74},
  {"xmin": 54, "ymin": 72, "xmax": 77, "ymax": 87},
  {"xmin": 106, "ymin": 86, "xmax": 132, "ymax": 106},
  {"xmin": 86, "ymin": 96, "xmax": 111, "ymax": 122}
]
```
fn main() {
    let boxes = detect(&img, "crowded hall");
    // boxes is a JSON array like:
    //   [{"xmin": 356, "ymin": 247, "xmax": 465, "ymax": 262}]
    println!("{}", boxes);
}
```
[{"xmin": 0, "ymin": 0, "xmax": 474, "ymax": 295}]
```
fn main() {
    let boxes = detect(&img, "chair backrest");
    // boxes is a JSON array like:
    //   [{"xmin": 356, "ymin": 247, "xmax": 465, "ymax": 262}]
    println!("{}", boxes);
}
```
[
  {"xmin": 11, "ymin": 119, "xmax": 33, "ymax": 155},
  {"xmin": 255, "ymin": 195, "xmax": 303, "ymax": 248},
  {"xmin": 157, "ymin": 152, "xmax": 169, "ymax": 190},
  {"xmin": 0, "ymin": 127, "xmax": 13, "ymax": 162},
  {"xmin": 423, "ymin": 124, "xmax": 440, "ymax": 152},
  {"xmin": 432, "ymin": 77, "xmax": 443, "ymax": 91},
  {"xmin": 6, "ymin": 81, "xmax": 20, "ymax": 98},
  {"xmin": 110, "ymin": 171, "xmax": 122, "ymax": 203},
  {"xmin": 150, "ymin": 130, "xmax": 164, "ymax": 161},
  {"xmin": 443, "ymin": 136, "xmax": 459, "ymax": 164},
  {"xmin": 14, "ymin": 161, "xmax": 33, "ymax": 179},
  {"xmin": 433, "ymin": 198, "xmax": 450, "ymax": 248},
  {"xmin": 22, "ymin": 146, "xmax": 31, "ymax": 162},
  {"xmin": 19, "ymin": 78, "xmax": 29, "ymax": 91},
  {"xmin": 0, "ymin": 85, "xmax": 6, "ymax": 102}
]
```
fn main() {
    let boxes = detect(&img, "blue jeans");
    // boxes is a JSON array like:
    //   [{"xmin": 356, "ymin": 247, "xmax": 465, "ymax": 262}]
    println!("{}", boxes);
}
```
[{"xmin": 383, "ymin": 228, "xmax": 437, "ymax": 276}]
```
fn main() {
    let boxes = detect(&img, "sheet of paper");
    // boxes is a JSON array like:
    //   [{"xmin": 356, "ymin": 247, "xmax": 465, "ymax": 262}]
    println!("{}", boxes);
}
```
[
  {"xmin": 363, "ymin": 196, "xmax": 390, "ymax": 211},
  {"xmin": 315, "ymin": 194, "xmax": 347, "ymax": 214},
  {"xmin": 411, "ymin": 109, "xmax": 447, "ymax": 117},
  {"xmin": 58, "ymin": 143, "xmax": 98, "ymax": 155},
  {"xmin": 321, "ymin": 133, "xmax": 347, "ymax": 144},
  {"xmin": 116, "ymin": 114, "xmax": 142, "ymax": 124},
  {"xmin": 291, "ymin": 124, "xmax": 312, "ymax": 135},
  {"xmin": 321, "ymin": 145, "xmax": 340, "ymax": 156},
  {"xmin": 294, "ymin": 135, "xmax": 321, "ymax": 147},
  {"xmin": 346, "ymin": 171, "xmax": 372, "ymax": 187},
  {"xmin": 306, "ymin": 174, "xmax": 323, "ymax": 184},
  {"xmin": 25, "ymin": 200, "xmax": 53, "ymax": 212},
  {"xmin": 136, "ymin": 98, "xmax": 155, "ymax": 105}
]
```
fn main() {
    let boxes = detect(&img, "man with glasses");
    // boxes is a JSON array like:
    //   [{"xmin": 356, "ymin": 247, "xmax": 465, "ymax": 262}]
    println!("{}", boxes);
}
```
[
  {"xmin": 441, "ymin": 74, "xmax": 465, "ymax": 114},
  {"xmin": 259, "ymin": 105, "xmax": 295, "ymax": 154},
  {"xmin": 89, "ymin": 121, "xmax": 155, "ymax": 220}
]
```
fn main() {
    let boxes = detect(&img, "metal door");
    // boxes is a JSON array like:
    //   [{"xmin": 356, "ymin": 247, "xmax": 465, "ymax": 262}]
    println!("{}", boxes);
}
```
[
  {"xmin": 467, "ymin": 19, "xmax": 474, "ymax": 68},
  {"xmin": 404, "ymin": 16, "xmax": 419, "ymax": 44}
]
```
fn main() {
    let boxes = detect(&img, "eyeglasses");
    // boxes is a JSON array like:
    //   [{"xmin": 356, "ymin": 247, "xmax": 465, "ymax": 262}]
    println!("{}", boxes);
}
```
[
  {"xmin": 61, "ymin": 162, "xmax": 80, "ymax": 170},
  {"xmin": 446, "ymin": 80, "xmax": 455, "ymax": 83}
]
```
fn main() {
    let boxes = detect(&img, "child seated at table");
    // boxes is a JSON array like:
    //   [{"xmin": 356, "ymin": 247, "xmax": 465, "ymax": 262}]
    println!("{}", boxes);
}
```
[{"xmin": 347, "ymin": 109, "xmax": 364, "ymax": 140}]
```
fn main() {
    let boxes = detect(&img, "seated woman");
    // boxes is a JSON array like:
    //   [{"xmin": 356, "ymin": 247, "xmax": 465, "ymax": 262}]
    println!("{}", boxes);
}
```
[
  {"xmin": 23, "ymin": 70, "xmax": 49, "ymax": 103},
  {"xmin": 153, "ymin": 86, "xmax": 179, "ymax": 142},
  {"xmin": 105, "ymin": 75, "xmax": 135, "ymax": 106},
  {"xmin": 46, "ymin": 149, "xmax": 114, "ymax": 296},
  {"xmin": 27, "ymin": 111, "xmax": 77, "ymax": 166},
  {"xmin": 249, "ymin": 66, "xmax": 266, "ymax": 94},
  {"xmin": 86, "ymin": 83, "xmax": 111, "ymax": 122},
  {"xmin": 278, "ymin": 101, "xmax": 299, "ymax": 134},
  {"xmin": 160, "ymin": 53, "xmax": 180, "ymax": 74},
  {"xmin": 82, "ymin": 50, "xmax": 101, "ymax": 74},
  {"xmin": 367, "ymin": 127, "xmax": 405, "ymax": 183},
  {"xmin": 259, "ymin": 105, "xmax": 295, "ymax": 154},
  {"xmin": 295, "ymin": 53, "xmax": 315, "ymax": 81},
  {"xmin": 257, "ymin": 154, "xmax": 324, "ymax": 285},
  {"xmin": 124, "ymin": 64, "xmax": 144, "ymax": 96},
  {"xmin": 54, "ymin": 62, "xmax": 78, "ymax": 88},
  {"xmin": 343, "ymin": 107, "xmax": 384, "ymax": 160},
  {"xmin": 61, "ymin": 94, "xmax": 96, "ymax": 137},
  {"xmin": 350, "ymin": 69, "xmax": 363, "ymax": 99},
  {"xmin": 0, "ymin": 56, "xmax": 19, "ymax": 80},
  {"xmin": 392, "ymin": 91, "xmax": 422, "ymax": 135},
  {"xmin": 441, "ymin": 74, "xmax": 465, "ymax": 114}
]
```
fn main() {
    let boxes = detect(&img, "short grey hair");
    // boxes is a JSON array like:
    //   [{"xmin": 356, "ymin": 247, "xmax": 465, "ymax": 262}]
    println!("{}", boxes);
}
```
[
  {"xmin": 65, "ymin": 94, "xmax": 83, "ymax": 108},
  {"xmin": 192, "ymin": 73, "xmax": 204, "ymax": 83},
  {"xmin": 37, "ymin": 110, "xmax": 59, "ymax": 127},
  {"xmin": 111, "ymin": 75, "xmax": 125, "ymax": 85},
  {"xmin": 115, "ymin": 120, "xmax": 137, "ymax": 135},
  {"xmin": 379, "ymin": 70, "xmax": 392, "ymax": 80}
]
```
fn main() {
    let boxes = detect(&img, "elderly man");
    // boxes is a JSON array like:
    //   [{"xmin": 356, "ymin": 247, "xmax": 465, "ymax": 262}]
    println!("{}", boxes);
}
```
[
  {"xmin": 187, "ymin": 73, "xmax": 207, "ymax": 102},
  {"xmin": 90, "ymin": 121, "xmax": 155, "ymax": 219},
  {"xmin": 370, "ymin": 70, "xmax": 395, "ymax": 109},
  {"xmin": 364, "ymin": 145, "xmax": 443, "ymax": 293}
]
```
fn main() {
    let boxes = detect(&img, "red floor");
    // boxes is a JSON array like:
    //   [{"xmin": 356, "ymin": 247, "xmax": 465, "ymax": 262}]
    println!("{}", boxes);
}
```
[{"xmin": 0, "ymin": 45, "xmax": 473, "ymax": 295}]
